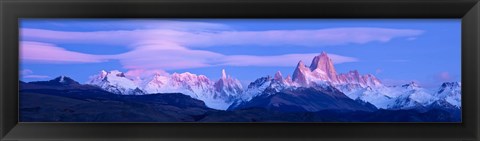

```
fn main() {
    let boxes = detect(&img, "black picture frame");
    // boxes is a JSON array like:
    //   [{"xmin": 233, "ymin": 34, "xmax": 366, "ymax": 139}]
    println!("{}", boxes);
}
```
[{"xmin": 1, "ymin": 0, "xmax": 479, "ymax": 141}]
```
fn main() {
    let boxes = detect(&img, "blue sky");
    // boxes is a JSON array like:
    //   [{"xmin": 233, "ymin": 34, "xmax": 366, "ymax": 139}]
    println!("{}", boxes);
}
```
[{"xmin": 20, "ymin": 19, "xmax": 461, "ymax": 88}]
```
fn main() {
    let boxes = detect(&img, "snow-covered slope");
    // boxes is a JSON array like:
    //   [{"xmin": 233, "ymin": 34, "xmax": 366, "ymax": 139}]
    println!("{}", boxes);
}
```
[
  {"xmin": 143, "ymin": 72, "xmax": 215, "ymax": 99},
  {"xmin": 88, "ymin": 69, "xmax": 243, "ymax": 110},
  {"xmin": 214, "ymin": 69, "xmax": 243, "ymax": 101},
  {"xmin": 434, "ymin": 82, "xmax": 461, "ymax": 108},
  {"xmin": 240, "ymin": 71, "xmax": 297, "ymax": 101},
  {"xmin": 245, "ymin": 52, "xmax": 461, "ymax": 110},
  {"xmin": 385, "ymin": 82, "xmax": 438, "ymax": 109},
  {"xmin": 87, "ymin": 51, "xmax": 461, "ymax": 111},
  {"xmin": 88, "ymin": 70, "xmax": 144, "ymax": 95},
  {"xmin": 241, "ymin": 76, "xmax": 273, "ymax": 101},
  {"xmin": 288, "ymin": 52, "xmax": 389, "ymax": 108}
]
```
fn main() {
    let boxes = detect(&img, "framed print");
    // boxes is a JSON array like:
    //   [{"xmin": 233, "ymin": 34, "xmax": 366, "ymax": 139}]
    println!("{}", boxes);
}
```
[
  {"xmin": 18, "ymin": 19, "xmax": 462, "ymax": 123},
  {"xmin": 1, "ymin": 0, "xmax": 479, "ymax": 140}
]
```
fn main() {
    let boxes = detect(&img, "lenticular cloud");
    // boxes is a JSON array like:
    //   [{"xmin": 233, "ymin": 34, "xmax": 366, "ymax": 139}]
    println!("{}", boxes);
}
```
[{"xmin": 20, "ymin": 26, "xmax": 422, "ymax": 69}]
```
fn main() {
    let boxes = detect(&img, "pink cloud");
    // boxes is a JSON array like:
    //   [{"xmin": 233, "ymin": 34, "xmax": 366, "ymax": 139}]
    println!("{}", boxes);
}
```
[
  {"xmin": 221, "ymin": 53, "xmax": 357, "ymax": 67},
  {"xmin": 187, "ymin": 28, "xmax": 423, "ymax": 47},
  {"xmin": 29, "ymin": 20, "xmax": 230, "ymax": 32},
  {"xmin": 21, "ymin": 69, "xmax": 33, "ymax": 75},
  {"xmin": 20, "ymin": 69, "xmax": 50, "ymax": 79},
  {"xmin": 21, "ymin": 27, "xmax": 424, "ymax": 48},
  {"xmin": 111, "ymin": 44, "xmax": 223, "ymax": 70},
  {"xmin": 21, "ymin": 41, "xmax": 107, "ymax": 63},
  {"xmin": 24, "ymin": 75, "xmax": 50, "ymax": 79},
  {"xmin": 21, "ymin": 29, "xmax": 141, "ymax": 46},
  {"xmin": 435, "ymin": 72, "xmax": 453, "ymax": 82},
  {"xmin": 106, "ymin": 42, "xmax": 358, "ymax": 70},
  {"xmin": 21, "ymin": 26, "xmax": 421, "ymax": 70},
  {"xmin": 19, "ymin": 40, "xmax": 359, "ymax": 71}
]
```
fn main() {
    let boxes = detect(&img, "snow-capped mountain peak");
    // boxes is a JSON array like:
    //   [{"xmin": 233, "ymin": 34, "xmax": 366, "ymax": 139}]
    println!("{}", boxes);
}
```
[
  {"xmin": 214, "ymin": 69, "xmax": 243, "ymax": 97},
  {"xmin": 88, "ymin": 70, "xmax": 143, "ymax": 95},
  {"xmin": 99, "ymin": 70, "xmax": 108, "ymax": 78},
  {"xmin": 309, "ymin": 52, "xmax": 338, "ymax": 82},
  {"xmin": 59, "ymin": 76, "xmax": 66, "ymax": 83},
  {"xmin": 291, "ymin": 52, "xmax": 382, "ymax": 88},
  {"xmin": 85, "ymin": 51, "xmax": 460, "ymax": 111},
  {"xmin": 274, "ymin": 71, "xmax": 283, "ymax": 81},
  {"xmin": 88, "ymin": 69, "xmax": 244, "ymax": 110},
  {"xmin": 435, "ymin": 82, "xmax": 461, "ymax": 108},
  {"xmin": 221, "ymin": 69, "xmax": 227, "ymax": 79},
  {"xmin": 285, "ymin": 75, "xmax": 293, "ymax": 84},
  {"xmin": 54, "ymin": 75, "xmax": 76, "ymax": 84},
  {"xmin": 402, "ymin": 81, "xmax": 420, "ymax": 89},
  {"xmin": 35, "ymin": 76, "xmax": 81, "ymax": 86},
  {"xmin": 440, "ymin": 82, "xmax": 461, "ymax": 89},
  {"xmin": 292, "ymin": 60, "xmax": 311, "ymax": 85}
]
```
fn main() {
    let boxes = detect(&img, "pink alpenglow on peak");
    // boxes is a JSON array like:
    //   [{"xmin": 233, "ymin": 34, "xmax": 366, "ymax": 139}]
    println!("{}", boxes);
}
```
[
  {"xmin": 291, "ymin": 52, "xmax": 382, "ymax": 88},
  {"xmin": 337, "ymin": 70, "xmax": 382, "ymax": 87},
  {"xmin": 273, "ymin": 71, "xmax": 293, "ymax": 86},
  {"xmin": 292, "ymin": 60, "xmax": 311, "ymax": 86},
  {"xmin": 285, "ymin": 75, "xmax": 293, "ymax": 84},
  {"xmin": 309, "ymin": 51, "xmax": 339, "ymax": 83},
  {"xmin": 274, "ymin": 71, "xmax": 283, "ymax": 81}
]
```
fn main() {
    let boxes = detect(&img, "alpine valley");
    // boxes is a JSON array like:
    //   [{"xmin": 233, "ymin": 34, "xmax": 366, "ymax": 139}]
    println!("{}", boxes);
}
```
[{"xmin": 19, "ymin": 52, "xmax": 461, "ymax": 122}]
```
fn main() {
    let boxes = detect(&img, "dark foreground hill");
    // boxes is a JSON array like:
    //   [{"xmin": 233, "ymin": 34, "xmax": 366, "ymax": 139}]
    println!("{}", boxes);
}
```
[
  {"xmin": 20, "ymin": 78, "xmax": 461, "ymax": 122},
  {"xmin": 20, "ymin": 79, "xmax": 214, "ymax": 122},
  {"xmin": 228, "ymin": 87, "xmax": 378, "ymax": 112}
]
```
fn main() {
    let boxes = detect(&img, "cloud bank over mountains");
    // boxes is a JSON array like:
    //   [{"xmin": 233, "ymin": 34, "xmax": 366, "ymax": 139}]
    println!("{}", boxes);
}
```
[{"xmin": 20, "ymin": 20, "xmax": 423, "ymax": 71}]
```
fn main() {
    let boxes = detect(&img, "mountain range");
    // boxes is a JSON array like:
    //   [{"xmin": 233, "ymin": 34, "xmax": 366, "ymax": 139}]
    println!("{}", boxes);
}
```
[
  {"xmin": 19, "ymin": 51, "xmax": 461, "ymax": 122},
  {"xmin": 88, "ymin": 69, "xmax": 243, "ymax": 110},
  {"xmin": 19, "ymin": 75, "xmax": 461, "ymax": 122},
  {"xmin": 83, "ymin": 52, "xmax": 460, "ymax": 112}
]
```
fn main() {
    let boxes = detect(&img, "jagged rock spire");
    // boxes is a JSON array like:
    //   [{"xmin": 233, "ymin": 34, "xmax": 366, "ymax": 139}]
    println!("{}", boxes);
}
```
[
  {"xmin": 274, "ymin": 71, "xmax": 283, "ymax": 81},
  {"xmin": 221, "ymin": 69, "xmax": 227, "ymax": 79},
  {"xmin": 309, "ymin": 51, "xmax": 338, "ymax": 82},
  {"xmin": 292, "ymin": 60, "xmax": 310, "ymax": 85}
]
